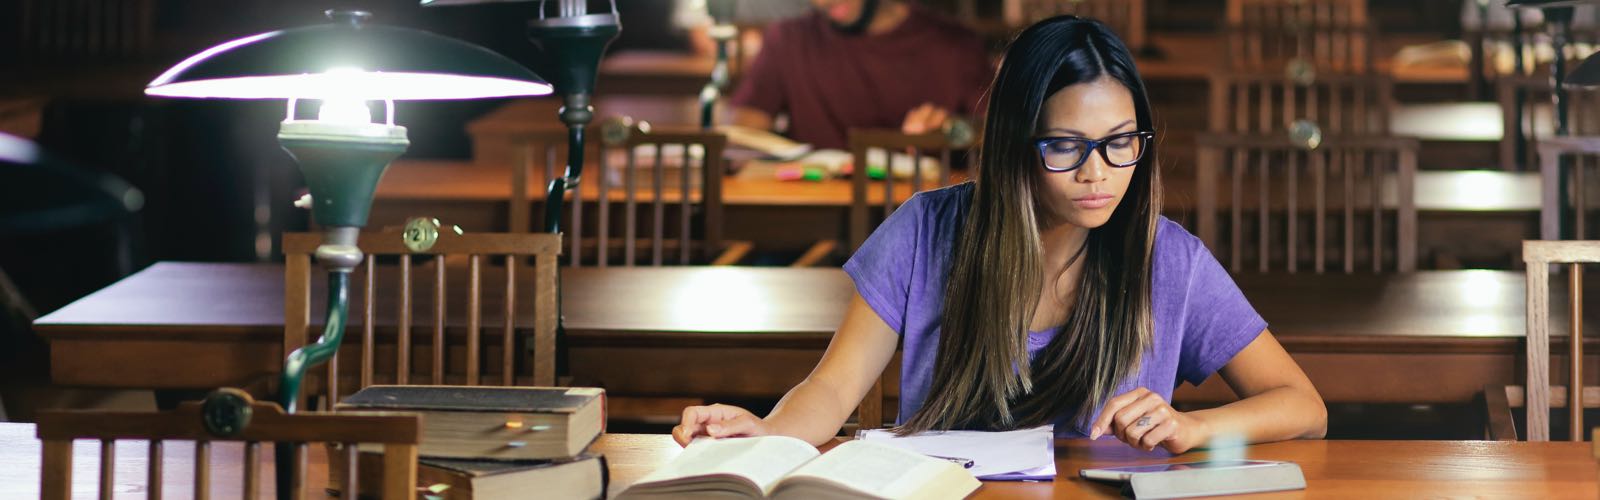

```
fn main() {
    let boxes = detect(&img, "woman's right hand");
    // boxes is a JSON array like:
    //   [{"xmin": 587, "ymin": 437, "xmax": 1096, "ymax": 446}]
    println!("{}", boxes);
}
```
[{"xmin": 672, "ymin": 404, "xmax": 772, "ymax": 446}]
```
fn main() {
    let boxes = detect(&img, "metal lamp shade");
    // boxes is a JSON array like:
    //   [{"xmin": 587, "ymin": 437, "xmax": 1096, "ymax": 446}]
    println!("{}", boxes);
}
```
[
  {"xmin": 0, "ymin": 133, "xmax": 142, "ymax": 234},
  {"xmin": 146, "ymin": 18, "xmax": 552, "ymax": 100}
]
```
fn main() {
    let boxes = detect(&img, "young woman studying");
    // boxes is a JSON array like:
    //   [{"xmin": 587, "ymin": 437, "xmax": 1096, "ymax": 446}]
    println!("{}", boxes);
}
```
[{"xmin": 673, "ymin": 16, "xmax": 1327, "ymax": 454}]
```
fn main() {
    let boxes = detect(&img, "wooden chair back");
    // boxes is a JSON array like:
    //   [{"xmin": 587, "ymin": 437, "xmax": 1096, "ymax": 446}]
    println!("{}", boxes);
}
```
[
  {"xmin": 11, "ymin": 0, "xmax": 154, "ymax": 68},
  {"xmin": 1209, "ymin": 71, "xmax": 1395, "ymax": 135},
  {"xmin": 37, "ymin": 389, "xmax": 421, "ymax": 500},
  {"xmin": 1495, "ymin": 241, "xmax": 1600, "ymax": 441},
  {"xmin": 1536, "ymin": 136, "xmax": 1600, "ymax": 241},
  {"xmin": 512, "ymin": 122, "xmax": 748, "ymax": 266},
  {"xmin": 1003, "ymin": 0, "xmax": 1147, "ymax": 53},
  {"xmin": 281, "ymin": 230, "xmax": 562, "ymax": 409},
  {"xmin": 1224, "ymin": 0, "xmax": 1370, "ymax": 73},
  {"xmin": 1195, "ymin": 133, "xmax": 1418, "ymax": 273},
  {"xmin": 1500, "ymin": 76, "xmax": 1600, "ymax": 170},
  {"xmin": 847, "ymin": 128, "xmax": 966, "ymax": 252}
]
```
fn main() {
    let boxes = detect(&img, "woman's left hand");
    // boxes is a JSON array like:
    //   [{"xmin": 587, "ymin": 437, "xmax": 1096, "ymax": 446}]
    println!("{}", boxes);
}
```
[{"xmin": 1088, "ymin": 387, "xmax": 1210, "ymax": 453}]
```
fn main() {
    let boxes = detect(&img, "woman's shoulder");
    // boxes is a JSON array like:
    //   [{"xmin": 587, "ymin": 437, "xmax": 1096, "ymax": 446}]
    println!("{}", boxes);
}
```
[{"xmin": 1153, "ymin": 216, "xmax": 1208, "ymax": 270}]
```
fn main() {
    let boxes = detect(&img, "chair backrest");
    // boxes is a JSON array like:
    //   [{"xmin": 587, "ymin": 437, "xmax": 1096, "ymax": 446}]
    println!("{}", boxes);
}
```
[
  {"xmin": 1521, "ymin": 240, "xmax": 1598, "ymax": 441},
  {"xmin": 10, "ymin": 0, "xmax": 155, "ymax": 68},
  {"xmin": 1195, "ymin": 133, "xmax": 1418, "ymax": 273},
  {"xmin": 1224, "ymin": 0, "xmax": 1370, "ymax": 73},
  {"xmin": 1501, "ymin": 77, "xmax": 1600, "ymax": 170},
  {"xmin": 512, "ymin": 122, "xmax": 730, "ymax": 267},
  {"xmin": 37, "ymin": 389, "xmax": 420, "ymax": 500},
  {"xmin": 281, "ymin": 230, "xmax": 562, "ymax": 409},
  {"xmin": 847, "ymin": 128, "xmax": 967, "ymax": 252},
  {"xmin": 1536, "ymin": 136, "xmax": 1600, "ymax": 241},
  {"xmin": 1003, "ymin": 0, "xmax": 1147, "ymax": 52},
  {"xmin": 501, "ymin": 124, "xmax": 574, "ymax": 235},
  {"xmin": 1209, "ymin": 71, "xmax": 1395, "ymax": 135}
]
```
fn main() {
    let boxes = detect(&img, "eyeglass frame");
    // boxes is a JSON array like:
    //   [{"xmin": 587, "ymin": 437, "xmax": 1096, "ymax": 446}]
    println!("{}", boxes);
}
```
[{"xmin": 1033, "ymin": 130, "xmax": 1156, "ymax": 173}]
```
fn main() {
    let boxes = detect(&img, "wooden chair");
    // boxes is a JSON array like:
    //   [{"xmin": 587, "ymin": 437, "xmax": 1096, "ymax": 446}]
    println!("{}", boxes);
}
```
[
  {"xmin": 1483, "ymin": 241, "xmax": 1599, "ymax": 441},
  {"xmin": 1195, "ymin": 132, "xmax": 1419, "ymax": 273},
  {"xmin": 1209, "ymin": 71, "xmax": 1396, "ymax": 135},
  {"xmin": 511, "ymin": 121, "xmax": 751, "ymax": 267},
  {"xmin": 1500, "ymin": 76, "xmax": 1600, "ymax": 170},
  {"xmin": 281, "ymin": 230, "xmax": 561, "ymax": 409},
  {"xmin": 1537, "ymin": 136, "xmax": 1600, "ymax": 241},
  {"xmin": 37, "ymin": 388, "xmax": 420, "ymax": 500},
  {"xmin": 1002, "ymin": 0, "xmax": 1148, "ymax": 54},
  {"xmin": 846, "ymin": 128, "xmax": 968, "ymax": 254},
  {"xmin": 1224, "ymin": 0, "xmax": 1371, "ymax": 73}
]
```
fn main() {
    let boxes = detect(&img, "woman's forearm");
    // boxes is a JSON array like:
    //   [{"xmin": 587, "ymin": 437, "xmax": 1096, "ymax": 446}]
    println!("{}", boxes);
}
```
[
  {"xmin": 1186, "ymin": 385, "xmax": 1327, "ymax": 447},
  {"xmin": 763, "ymin": 375, "xmax": 857, "ymax": 446}
]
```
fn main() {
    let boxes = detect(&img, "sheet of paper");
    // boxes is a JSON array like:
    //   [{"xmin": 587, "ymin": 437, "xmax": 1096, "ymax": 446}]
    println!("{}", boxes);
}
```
[{"xmin": 856, "ymin": 425, "xmax": 1055, "ymax": 479}]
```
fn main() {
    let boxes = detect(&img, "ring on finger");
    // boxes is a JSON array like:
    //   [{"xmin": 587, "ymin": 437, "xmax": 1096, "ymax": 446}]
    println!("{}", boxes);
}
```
[{"xmin": 1134, "ymin": 416, "xmax": 1152, "ymax": 427}]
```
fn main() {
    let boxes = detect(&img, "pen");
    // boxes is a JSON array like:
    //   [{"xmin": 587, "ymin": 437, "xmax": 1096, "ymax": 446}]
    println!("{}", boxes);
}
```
[{"xmin": 929, "ymin": 455, "xmax": 975, "ymax": 469}]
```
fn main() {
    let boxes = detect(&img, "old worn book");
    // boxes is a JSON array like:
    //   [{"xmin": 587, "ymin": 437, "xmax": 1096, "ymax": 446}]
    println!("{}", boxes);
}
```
[
  {"xmin": 336, "ymin": 385, "xmax": 605, "ymax": 460},
  {"xmin": 344, "ymin": 451, "xmax": 608, "ymax": 499},
  {"xmin": 616, "ymin": 436, "xmax": 979, "ymax": 499}
]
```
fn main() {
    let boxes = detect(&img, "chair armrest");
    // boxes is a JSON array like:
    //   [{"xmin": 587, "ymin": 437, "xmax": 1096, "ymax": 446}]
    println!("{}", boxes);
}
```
[
  {"xmin": 1482, "ymin": 384, "xmax": 1519, "ymax": 441},
  {"xmin": 711, "ymin": 241, "xmax": 755, "ymax": 266},
  {"xmin": 791, "ymin": 240, "xmax": 839, "ymax": 267}
]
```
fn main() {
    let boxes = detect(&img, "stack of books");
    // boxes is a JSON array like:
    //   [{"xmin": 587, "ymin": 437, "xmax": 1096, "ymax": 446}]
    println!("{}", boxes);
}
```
[{"xmin": 337, "ymin": 385, "xmax": 608, "ymax": 499}]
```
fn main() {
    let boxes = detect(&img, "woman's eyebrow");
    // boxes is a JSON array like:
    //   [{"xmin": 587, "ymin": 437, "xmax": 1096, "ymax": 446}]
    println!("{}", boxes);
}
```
[
  {"xmin": 1042, "ymin": 127, "xmax": 1086, "ymax": 136},
  {"xmin": 1041, "ymin": 120, "xmax": 1136, "ymax": 137},
  {"xmin": 1105, "ymin": 120, "xmax": 1134, "ymax": 134}
]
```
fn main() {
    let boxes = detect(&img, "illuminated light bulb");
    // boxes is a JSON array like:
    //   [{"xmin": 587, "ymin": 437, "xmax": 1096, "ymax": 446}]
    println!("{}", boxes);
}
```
[{"xmin": 317, "ymin": 98, "xmax": 373, "ymax": 124}]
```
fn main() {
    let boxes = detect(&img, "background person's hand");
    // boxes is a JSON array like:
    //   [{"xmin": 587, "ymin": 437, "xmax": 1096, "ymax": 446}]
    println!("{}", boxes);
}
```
[
  {"xmin": 901, "ymin": 103, "xmax": 951, "ymax": 135},
  {"xmin": 672, "ymin": 403, "xmax": 773, "ymax": 446}
]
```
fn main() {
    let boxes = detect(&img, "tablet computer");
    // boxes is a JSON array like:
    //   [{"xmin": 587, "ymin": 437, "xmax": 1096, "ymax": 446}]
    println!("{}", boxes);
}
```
[{"xmin": 1079, "ymin": 459, "xmax": 1285, "ymax": 481}]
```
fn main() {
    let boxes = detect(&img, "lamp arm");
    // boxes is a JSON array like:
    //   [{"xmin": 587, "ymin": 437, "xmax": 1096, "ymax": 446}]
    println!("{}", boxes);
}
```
[
  {"xmin": 700, "ymin": 32, "xmax": 731, "ymax": 130},
  {"xmin": 543, "ymin": 123, "xmax": 588, "ymax": 234},
  {"xmin": 277, "ymin": 271, "xmax": 350, "ymax": 413}
]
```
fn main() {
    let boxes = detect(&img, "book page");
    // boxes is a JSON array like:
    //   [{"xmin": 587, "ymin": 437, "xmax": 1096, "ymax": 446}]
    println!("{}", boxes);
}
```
[
  {"xmin": 857, "ymin": 425, "xmax": 1055, "ymax": 478},
  {"xmin": 633, "ymin": 436, "xmax": 820, "ymax": 492},
  {"xmin": 780, "ymin": 440, "xmax": 964, "ymax": 498}
]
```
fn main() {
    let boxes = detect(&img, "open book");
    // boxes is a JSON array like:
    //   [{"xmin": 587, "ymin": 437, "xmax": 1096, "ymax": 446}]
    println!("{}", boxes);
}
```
[{"xmin": 616, "ymin": 436, "xmax": 980, "ymax": 499}]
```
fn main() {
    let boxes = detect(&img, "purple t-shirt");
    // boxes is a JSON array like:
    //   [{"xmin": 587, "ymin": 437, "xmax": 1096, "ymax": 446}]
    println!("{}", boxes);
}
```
[
  {"xmin": 729, "ymin": 5, "xmax": 993, "ymax": 150},
  {"xmin": 843, "ymin": 183, "xmax": 1267, "ymax": 437}
]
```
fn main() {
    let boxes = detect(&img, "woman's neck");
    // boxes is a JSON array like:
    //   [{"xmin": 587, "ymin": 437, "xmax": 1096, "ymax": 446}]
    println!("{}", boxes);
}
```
[{"xmin": 1039, "ymin": 223, "xmax": 1090, "ymax": 275}]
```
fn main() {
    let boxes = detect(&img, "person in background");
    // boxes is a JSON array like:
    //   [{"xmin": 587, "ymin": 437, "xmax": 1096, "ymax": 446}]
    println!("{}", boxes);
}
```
[{"xmin": 728, "ymin": 0, "xmax": 994, "ymax": 149}]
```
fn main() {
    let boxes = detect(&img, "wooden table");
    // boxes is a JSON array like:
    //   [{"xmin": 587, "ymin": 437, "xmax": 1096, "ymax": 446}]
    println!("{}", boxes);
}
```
[
  {"xmin": 2, "ymin": 423, "xmax": 1592, "ymax": 499},
  {"xmin": 34, "ymin": 263, "xmax": 1600, "ymax": 406}
]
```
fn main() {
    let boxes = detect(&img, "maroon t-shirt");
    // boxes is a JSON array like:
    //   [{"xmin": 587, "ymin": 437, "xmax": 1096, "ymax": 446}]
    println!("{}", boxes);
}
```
[{"xmin": 730, "ymin": 6, "xmax": 993, "ymax": 149}]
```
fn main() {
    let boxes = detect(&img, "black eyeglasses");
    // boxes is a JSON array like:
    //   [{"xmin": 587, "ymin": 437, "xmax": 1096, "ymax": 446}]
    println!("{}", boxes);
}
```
[{"xmin": 1034, "ymin": 131, "xmax": 1155, "ymax": 172}]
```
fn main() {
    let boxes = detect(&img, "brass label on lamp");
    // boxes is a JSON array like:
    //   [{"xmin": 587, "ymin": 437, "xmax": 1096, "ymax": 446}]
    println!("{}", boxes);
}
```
[
  {"xmin": 403, "ymin": 217, "xmax": 441, "ymax": 252},
  {"xmin": 601, "ymin": 116, "xmax": 638, "ymax": 146},
  {"xmin": 1289, "ymin": 119, "xmax": 1323, "ymax": 151}
]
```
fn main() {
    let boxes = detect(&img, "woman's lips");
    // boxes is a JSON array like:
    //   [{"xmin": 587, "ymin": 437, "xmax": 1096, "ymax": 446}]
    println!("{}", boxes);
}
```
[{"xmin": 1072, "ymin": 193, "xmax": 1115, "ymax": 210}]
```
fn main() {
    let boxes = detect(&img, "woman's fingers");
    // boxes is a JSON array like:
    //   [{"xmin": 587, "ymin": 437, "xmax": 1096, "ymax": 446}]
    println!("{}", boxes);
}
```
[
  {"xmin": 1111, "ymin": 393, "xmax": 1168, "ymax": 446},
  {"xmin": 1090, "ymin": 388, "xmax": 1150, "ymax": 439},
  {"xmin": 1140, "ymin": 419, "xmax": 1180, "ymax": 451},
  {"xmin": 674, "ymin": 404, "xmax": 760, "ymax": 446}
]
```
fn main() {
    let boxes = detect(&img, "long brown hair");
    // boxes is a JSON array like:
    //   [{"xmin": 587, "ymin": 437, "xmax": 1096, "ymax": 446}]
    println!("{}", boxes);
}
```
[{"xmin": 898, "ymin": 16, "xmax": 1162, "ymax": 433}]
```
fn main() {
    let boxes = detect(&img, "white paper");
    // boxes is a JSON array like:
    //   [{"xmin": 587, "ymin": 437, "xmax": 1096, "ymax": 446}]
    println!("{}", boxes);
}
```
[{"xmin": 856, "ymin": 425, "xmax": 1055, "ymax": 479}]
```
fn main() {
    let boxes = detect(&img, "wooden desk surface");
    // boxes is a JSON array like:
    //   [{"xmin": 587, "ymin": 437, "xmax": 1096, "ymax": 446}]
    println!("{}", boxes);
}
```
[
  {"xmin": 3, "ymin": 423, "xmax": 1591, "ymax": 499},
  {"xmin": 34, "ymin": 263, "xmax": 1600, "ymax": 404},
  {"xmin": 38, "ymin": 263, "xmax": 1600, "ymax": 344}
]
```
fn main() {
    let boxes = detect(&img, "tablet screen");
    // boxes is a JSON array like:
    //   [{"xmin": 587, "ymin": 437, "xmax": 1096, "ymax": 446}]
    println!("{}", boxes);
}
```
[{"xmin": 1079, "ymin": 460, "xmax": 1282, "ymax": 481}]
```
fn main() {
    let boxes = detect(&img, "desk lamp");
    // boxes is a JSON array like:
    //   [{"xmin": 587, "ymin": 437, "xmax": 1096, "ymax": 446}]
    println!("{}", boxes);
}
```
[
  {"xmin": 424, "ymin": 0, "xmax": 621, "ymax": 234},
  {"xmin": 145, "ymin": 9, "xmax": 553, "ymax": 414}
]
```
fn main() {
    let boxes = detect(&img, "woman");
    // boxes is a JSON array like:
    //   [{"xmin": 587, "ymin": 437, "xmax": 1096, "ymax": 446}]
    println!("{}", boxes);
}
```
[{"xmin": 674, "ymin": 16, "xmax": 1326, "ymax": 453}]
